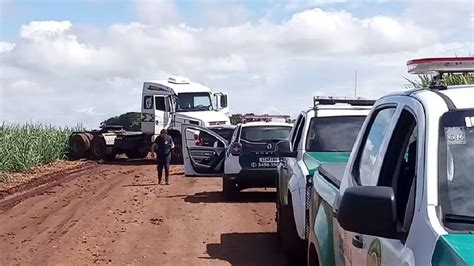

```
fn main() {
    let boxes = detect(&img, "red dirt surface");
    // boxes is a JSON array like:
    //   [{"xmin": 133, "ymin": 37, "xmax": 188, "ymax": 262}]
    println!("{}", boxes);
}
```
[{"xmin": 0, "ymin": 159, "xmax": 288, "ymax": 265}]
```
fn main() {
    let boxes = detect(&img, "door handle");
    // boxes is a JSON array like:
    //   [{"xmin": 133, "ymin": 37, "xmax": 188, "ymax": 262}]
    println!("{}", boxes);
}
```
[{"xmin": 352, "ymin": 235, "xmax": 364, "ymax": 249}]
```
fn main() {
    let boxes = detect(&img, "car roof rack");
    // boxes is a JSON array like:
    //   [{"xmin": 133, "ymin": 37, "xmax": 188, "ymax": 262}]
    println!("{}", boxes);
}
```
[
  {"xmin": 243, "ymin": 114, "xmax": 291, "ymax": 123},
  {"xmin": 313, "ymin": 96, "xmax": 376, "ymax": 109},
  {"xmin": 407, "ymin": 57, "xmax": 474, "ymax": 90}
]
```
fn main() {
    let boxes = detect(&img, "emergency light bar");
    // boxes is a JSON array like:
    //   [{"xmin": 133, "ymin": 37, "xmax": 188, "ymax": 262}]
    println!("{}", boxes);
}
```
[
  {"xmin": 243, "ymin": 114, "xmax": 291, "ymax": 123},
  {"xmin": 313, "ymin": 96, "xmax": 375, "ymax": 107},
  {"xmin": 407, "ymin": 57, "xmax": 474, "ymax": 74}
]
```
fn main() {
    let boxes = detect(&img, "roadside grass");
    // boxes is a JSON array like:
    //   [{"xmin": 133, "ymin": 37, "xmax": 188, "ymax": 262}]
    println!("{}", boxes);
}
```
[{"xmin": 0, "ymin": 123, "xmax": 81, "ymax": 181}]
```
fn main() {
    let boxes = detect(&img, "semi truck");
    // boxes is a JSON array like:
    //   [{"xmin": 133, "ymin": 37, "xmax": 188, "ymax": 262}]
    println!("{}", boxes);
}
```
[{"xmin": 69, "ymin": 76, "xmax": 230, "ymax": 162}]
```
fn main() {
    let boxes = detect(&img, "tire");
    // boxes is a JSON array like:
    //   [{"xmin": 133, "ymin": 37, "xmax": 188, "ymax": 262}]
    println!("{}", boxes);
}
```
[
  {"xmin": 104, "ymin": 150, "xmax": 117, "ymax": 161},
  {"xmin": 308, "ymin": 244, "xmax": 320, "ymax": 266},
  {"xmin": 90, "ymin": 137, "xmax": 115, "ymax": 160},
  {"xmin": 222, "ymin": 177, "xmax": 238, "ymax": 199},
  {"xmin": 126, "ymin": 149, "xmax": 148, "ymax": 159},
  {"xmin": 280, "ymin": 194, "xmax": 307, "ymax": 262},
  {"xmin": 276, "ymin": 179, "xmax": 282, "ymax": 239},
  {"xmin": 68, "ymin": 133, "xmax": 90, "ymax": 159}
]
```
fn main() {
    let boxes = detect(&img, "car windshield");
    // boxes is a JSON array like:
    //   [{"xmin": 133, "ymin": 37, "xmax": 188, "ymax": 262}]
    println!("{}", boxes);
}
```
[
  {"xmin": 241, "ymin": 126, "xmax": 291, "ymax": 142},
  {"xmin": 306, "ymin": 116, "xmax": 366, "ymax": 152},
  {"xmin": 438, "ymin": 109, "xmax": 474, "ymax": 231},
  {"xmin": 177, "ymin": 92, "xmax": 212, "ymax": 112}
]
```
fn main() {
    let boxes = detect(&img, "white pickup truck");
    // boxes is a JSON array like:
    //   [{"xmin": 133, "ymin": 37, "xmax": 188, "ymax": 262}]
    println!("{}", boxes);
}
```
[
  {"xmin": 275, "ymin": 97, "xmax": 374, "ymax": 260},
  {"xmin": 308, "ymin": 57, "xmax": 474, "ymax": 265}
]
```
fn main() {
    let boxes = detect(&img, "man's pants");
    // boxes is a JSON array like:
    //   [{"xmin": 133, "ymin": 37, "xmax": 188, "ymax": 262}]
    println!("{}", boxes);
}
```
[{"xmin": 156, "ymin": 153, "xmax": 171, "ymax": 183}]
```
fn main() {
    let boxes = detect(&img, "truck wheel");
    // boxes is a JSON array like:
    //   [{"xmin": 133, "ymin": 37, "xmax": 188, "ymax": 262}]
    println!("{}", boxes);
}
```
[
  {"xmin": 222, "ymin": 177, "xmax": 238, "ymax": 199},
  {"xmin": 280, "ymin": 195, "xmax": 306, "ymax": 262},
  {"xmin": 69, "ymin": 133, "xmax": 90, "ymax": 159},
  {"xmin": 104, "ymin": 149, "xmax": 117, "ymax": 161},
  {"xmin": 90, "ymin": 137, "xmax": 108, "ymax": 160},
  {"xmin": 125, "ymin": 149, "xmax": 148, "ymax": 159}
]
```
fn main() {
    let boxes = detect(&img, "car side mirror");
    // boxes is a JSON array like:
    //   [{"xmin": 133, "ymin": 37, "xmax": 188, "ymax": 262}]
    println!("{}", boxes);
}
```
[
  {"xmin": 337, "ymin": 186, "xmax": 399, "ymax": 239},
  {"xmin": 275, "ymin": 140, "xmax": 297, "ymax": 158}
]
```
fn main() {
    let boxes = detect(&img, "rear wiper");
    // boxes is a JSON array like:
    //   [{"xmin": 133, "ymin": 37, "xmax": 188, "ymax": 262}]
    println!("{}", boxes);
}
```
[{"xmin": 444, "ymin": 213, "xmax": 474, "ymax": 224}]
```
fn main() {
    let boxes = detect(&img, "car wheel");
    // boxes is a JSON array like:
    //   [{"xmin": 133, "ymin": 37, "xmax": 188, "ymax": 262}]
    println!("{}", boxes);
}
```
[
  {"xmin": 280, "ymin": 194, "xmax": 306, "ymax": 262},
  {"xmin": 222, "ymin": 176, "xmax": 238, "ymax": 199}
]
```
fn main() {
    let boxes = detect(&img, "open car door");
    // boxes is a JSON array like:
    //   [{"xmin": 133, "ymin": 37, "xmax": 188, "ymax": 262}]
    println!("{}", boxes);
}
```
[{"xmin": 182, "ymin": 124, "xmax": 229, "ymax": 176}]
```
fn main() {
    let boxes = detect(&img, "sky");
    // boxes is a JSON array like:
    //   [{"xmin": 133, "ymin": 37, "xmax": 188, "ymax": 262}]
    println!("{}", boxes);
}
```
[{"xmin": 0, "ymin": 0, "xmax": 473, "ymax": 128}]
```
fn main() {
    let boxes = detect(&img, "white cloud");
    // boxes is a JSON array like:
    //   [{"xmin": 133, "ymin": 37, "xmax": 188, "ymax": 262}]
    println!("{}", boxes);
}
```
[
  {"xmin": 197, "ymin": 3, "xmax": 251, "ymax": 27},
  {"xmin": 134, "ymin": 0, "xmax": 181, "ymax": 26},
  {"xmin": 278, "ymin": 9, "xmax": 437, "ymax": 54},
  {"xmin": 404, "ymin": 0, "xmax": 473, "ymax": 41},
  {"xmin": 0, "ymin": 6, "xmax": 471, "ymax": 128},
  {"xmin": 20, "ymin": 20, "xmax": 72, "ymax": 39},
  {"xmin": 0, "ymin": 41, "xmax": 15, "ymax": 54}
]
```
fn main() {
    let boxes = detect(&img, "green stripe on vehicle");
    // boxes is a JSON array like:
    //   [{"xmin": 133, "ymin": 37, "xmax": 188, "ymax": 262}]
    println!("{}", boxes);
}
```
[
  {"xmin": 432, "ymin": 234, "xmax": 474, "ymax": 266},
  {"xmin": 303, "ymin": 152, "xmax": 350, "ymax": 175},
  {"xmin": 314, "ymin": 200, "xmax": 335, "ymax": 266}
]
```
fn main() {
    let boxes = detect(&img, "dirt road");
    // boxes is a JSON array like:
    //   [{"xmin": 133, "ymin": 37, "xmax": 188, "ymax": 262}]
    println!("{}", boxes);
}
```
[{"xmin": 0, "ymin": 160, "xmax": 287, "ymax": 265}]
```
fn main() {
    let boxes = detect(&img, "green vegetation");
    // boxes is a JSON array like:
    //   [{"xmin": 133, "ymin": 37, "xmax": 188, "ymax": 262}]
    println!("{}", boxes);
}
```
[
  {"xmin": 101, "ymin": 112, "xmax": 141, "ymax": 131},
  {"xmin": 406, "ymin": 73, "xmax": 474, "ymax": 88},
  {"xmin": 0, "ymin": 123, "xmax": 79, "ymax": 181},
  {"xmin": 230, "ymin": 114, "xmax": 243, "ymax": 125}
]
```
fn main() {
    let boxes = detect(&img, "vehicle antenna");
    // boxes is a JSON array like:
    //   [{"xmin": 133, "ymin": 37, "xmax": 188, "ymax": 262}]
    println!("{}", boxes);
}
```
[{"xmin": 354, "ymin": 70, "xmax": 358, "ymax": 98}]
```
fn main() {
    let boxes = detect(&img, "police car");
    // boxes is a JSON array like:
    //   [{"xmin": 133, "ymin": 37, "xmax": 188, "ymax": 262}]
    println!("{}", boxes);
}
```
[
  {"xmin": 306, "ymin": 57, "xmax": 474, "ymax": 266},
  {"xmin": 181, "ymin": 115, "xmax": 293, "ymax": 197}
]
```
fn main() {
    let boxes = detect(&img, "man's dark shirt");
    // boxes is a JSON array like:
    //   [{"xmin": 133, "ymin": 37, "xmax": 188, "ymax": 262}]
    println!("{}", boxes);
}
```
[{"xmin": 154, "ymin": 135, "xmax": 174, "ymax": 156}]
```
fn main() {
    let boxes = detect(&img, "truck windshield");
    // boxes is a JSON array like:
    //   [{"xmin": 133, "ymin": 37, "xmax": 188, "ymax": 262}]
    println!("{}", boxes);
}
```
[
  {"xmin": 177, "ymin": 92, "xmax": 212, "ymax": 112},
  {"xmin": 306, "ymin": 116, "xmax": 366, "ymax": 152},
  {"xmin": 241, "ymin": 126, "xmax": 292, "ymax": 142},
  {"xmin": 439, "ymin": 109, "xmax": 474, "ymax": 231}
]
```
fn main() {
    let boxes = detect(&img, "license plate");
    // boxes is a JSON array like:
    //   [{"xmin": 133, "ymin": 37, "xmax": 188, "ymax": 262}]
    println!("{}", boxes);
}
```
[
  {"xmin": 252, "ymin": 162, "xmax": 279, "ymax": 168},
  {"xmin": 259, "ymin": 157, "xmax": 279, "ymax": 163}
]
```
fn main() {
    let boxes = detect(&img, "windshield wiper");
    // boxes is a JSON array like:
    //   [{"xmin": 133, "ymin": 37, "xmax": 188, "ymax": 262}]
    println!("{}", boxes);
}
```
[{"xmin": 444, "ymin": 213, "xmax": 474, "ymax": 224}]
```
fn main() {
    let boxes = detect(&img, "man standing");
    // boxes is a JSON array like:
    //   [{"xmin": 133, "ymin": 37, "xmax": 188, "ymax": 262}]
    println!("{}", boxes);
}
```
[{"xmin": 151, "ymin": 129, "xmax": 174, "ymax": 185}]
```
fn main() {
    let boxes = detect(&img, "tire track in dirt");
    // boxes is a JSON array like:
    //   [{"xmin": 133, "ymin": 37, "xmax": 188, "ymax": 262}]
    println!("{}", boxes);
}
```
[{"xmin": 1, "ymin": 161, "xmax": 288, "ymax": 265}]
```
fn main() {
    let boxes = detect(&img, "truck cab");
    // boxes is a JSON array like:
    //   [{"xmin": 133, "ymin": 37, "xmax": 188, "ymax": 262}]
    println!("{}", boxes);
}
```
[
  {"xmin": 141, "ymin": 76, "xmax": 230, "ymax": 162},
  {"xmin": 308, "ymin": 57, "xmax": 474, "ymax": 266},
  {"xmin": 141, "ymin": 76, "xmax": 230, "ymax": 133},
  {"xmin": 275, "ymin": 97, "xmax": 374, "ymax": 260}
]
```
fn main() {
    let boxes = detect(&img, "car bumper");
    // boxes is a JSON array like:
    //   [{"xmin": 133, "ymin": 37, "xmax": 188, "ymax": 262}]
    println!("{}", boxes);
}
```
[{"xmin": 225, "ymin": 169, "xmax": 277, "ymax": 189}]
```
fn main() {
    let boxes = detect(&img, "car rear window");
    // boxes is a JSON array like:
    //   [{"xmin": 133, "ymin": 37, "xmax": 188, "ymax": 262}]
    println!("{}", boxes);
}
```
[
  {"xmin": 210, "ymin": 128, "xmax": 234, "ymax": 141},
  {"xmin": 241, "ymin": 126, "xmax": 291, "ymax": 142},
  {"xmin": 306, "ymin": 116, "xmax": 366, "ymax": 152}
]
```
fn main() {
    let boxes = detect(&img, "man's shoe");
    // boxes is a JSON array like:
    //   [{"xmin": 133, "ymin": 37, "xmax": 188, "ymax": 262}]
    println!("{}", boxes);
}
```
[{"xmin": 165, "ymin": 182, "xmax": 170, "ymax": 185}]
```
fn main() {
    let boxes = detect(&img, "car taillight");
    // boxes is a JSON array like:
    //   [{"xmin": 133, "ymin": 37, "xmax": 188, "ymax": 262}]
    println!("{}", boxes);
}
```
[{"xmin": 230, "ymin": 143, "xmax": 242, "ymax": 156}]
